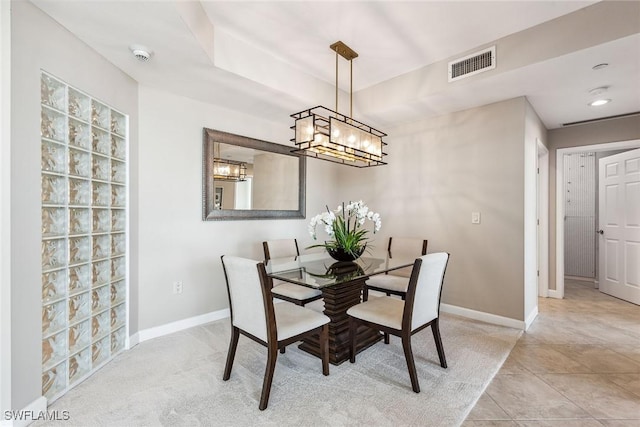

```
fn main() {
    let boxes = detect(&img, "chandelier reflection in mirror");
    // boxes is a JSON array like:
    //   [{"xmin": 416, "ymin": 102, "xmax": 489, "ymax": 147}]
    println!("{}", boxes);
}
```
[
  {"xmin": 291, "ymin": 41, "xmax": 387, "ymax": 167},
  {"xmin": 213, "ymin": 142, "xmax": 247, "ymax": 181}
]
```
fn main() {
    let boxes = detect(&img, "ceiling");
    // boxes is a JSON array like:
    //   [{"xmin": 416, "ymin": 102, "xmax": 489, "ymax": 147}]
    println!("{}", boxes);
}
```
[{"xmin": 30, "ymin": 0, "xmax": 640, "ymax": 130}]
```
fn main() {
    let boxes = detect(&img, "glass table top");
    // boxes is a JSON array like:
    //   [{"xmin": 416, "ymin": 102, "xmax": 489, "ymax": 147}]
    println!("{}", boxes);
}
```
[{"xmin": 265, "ymin": 252, "xmax": 415, "ymax": 289}]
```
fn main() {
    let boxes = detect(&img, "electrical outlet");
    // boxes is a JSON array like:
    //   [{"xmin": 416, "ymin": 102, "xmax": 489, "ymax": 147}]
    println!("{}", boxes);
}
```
[
  {"xmin": 173, "ymin": 281, "xmax": 183, "ymax": 294},
  {"xmin": 471, "ymin": 212, "xmax": 481, "ymax": 224}
]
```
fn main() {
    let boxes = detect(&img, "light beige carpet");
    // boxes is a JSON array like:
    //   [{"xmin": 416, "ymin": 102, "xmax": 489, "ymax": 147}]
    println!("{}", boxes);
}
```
[{"xmin": 40, "ymin": 313, "xmax": 521, "ymax": 426}]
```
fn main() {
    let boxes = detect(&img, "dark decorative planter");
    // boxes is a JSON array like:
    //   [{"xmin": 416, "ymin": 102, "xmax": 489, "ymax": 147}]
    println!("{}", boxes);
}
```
[{"xmin": 327, "ymin": 246, "xmax": 365, "ymax": 262}]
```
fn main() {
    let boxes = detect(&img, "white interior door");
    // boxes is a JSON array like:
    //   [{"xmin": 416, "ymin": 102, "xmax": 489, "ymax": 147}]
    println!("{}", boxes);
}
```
[{"xmin": 598, "ymin": 148, "xmax": 640, "ymax": 305}]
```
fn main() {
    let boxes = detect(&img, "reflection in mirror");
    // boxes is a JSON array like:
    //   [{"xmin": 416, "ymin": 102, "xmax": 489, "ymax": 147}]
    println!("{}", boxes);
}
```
[{"xmin": 203, "ymin": 128, "xmax": 306, "ymax": 220}]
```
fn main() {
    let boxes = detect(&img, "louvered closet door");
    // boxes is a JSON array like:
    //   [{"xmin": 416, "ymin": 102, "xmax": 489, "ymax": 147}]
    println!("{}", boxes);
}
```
[{"xmin": 564, "ymin": 153, "xmax": 596, "ymax": 278}]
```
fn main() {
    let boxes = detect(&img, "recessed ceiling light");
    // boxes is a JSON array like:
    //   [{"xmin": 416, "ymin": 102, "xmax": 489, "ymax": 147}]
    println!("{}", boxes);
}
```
[
  {"xmin": 592, "ymin": 63, "xmax": 609, "ymax": 70},
  {"xmin": 589, "ymin": 99, "xmax": 611, "ymax": 107}
]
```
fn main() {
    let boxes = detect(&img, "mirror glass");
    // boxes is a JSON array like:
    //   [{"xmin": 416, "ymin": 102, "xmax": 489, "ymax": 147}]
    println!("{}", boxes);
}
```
[{"xmin": 203, "ymin": 128, "xmax": 306, "ymax": 220}]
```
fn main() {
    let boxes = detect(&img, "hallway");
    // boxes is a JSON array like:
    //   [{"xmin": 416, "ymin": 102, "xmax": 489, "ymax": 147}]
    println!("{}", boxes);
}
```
[{"xmin": 464, "ymin": 279, "xmax": 640, "ymax": 425}]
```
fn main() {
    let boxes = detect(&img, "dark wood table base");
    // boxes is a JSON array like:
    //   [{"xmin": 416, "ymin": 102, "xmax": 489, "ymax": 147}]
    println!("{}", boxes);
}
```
[{"xmin": 298, "ymin": 277, "xmax": 382, "ymax": 365}]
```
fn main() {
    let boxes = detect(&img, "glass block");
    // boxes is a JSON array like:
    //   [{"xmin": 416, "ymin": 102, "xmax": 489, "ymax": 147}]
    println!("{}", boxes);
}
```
[
  {"xmin": 69, "ymin": 118, "xmax": 91, "ymax": 149},
  {"xmin": 69, "ymin": 208, "xmax": 90, "ymax": 235},
  {"xmin": 111, "ymin": 326, "xmax": 126, "ymax": 354},
  {"xmin": 92, "ymin": 127, "xmax": 110, "ymax": 155},
  {"xmin": 111, "ymin": 135, "xmax": 126, "ymax": 160},
  {"xmin": 69, "ymin": 236, "xmax": 90, "ymax": 265},
  {"xmin": 92, "ymin": 208, "xmax": 110, "ymax": 233},
  {"xmin": 110, "ymin": 110, "xmax": 126, "ymax": 136},
  {"xmin": 43, "ymin": 330, "xmax": 67, "ymax": 370},
  {"xmin": 92, "ymin": 235, "xmax": 109, "ymax": 260},
  {"xmin": 111, "ymin": 233, "xmax": 125, "ymax": 256},
  {"xmin": 68, "ymin": 291, "xmax": 91, "ymax": 325},
  {"xmin": 42, "ymin": 207, "xmax": 67, "ymax": 237},
  {"xmin": 69, "ymin": 178, "xmax": 91, "ymax": 206},
  {"xmin": 68, "ymin": 320, "xmax": 90, "ymax": 355},
  {"xmin": 69, "ymin": 264, "xmax": 91, "ymax": 295},
  {"xmin": 43, "ymin": 362, "xmax": 67, "ymax": 400},
  {"xmin": 91, "ymin": 100, "xmax": 109, "ymax": 129},
  {"xmin": 112, "ymin": 209, "xmax": 125, "ymax": 232},
  {"xmin": 111, "ymin": 302, "xmax": 126, "ymax": 329},
  {"xmin": 112, "ymin": 256, "xmax": 125, "ymax": 281},
  {"xmin": 111, "ymin": 160, "xmax": 126, "ymax": 184},
  {"xmin": 92, "ymin": 260, "xmax": 110, "ymax": 287},
  {"xmin": 111, "ymin": 280, "xmax": 125, "ymax": 305},
  {"xmin": 41, "ymin": 107, "xmax": 66, "ymax": 142},
  {"xmin": 69, "ymin": 347, "xmax": 91, "ymax": 385},
  {"xmin": 68, "ymin": 88, "xmax": 90, "ymax": 122},
  {"xmin": 68, "ymin": 148, "xmax": 91, "ymax": 178},
  {"xmin": 42, "ymin": 238, "xmax": 67, "ymax": 270},
  {"xmin": 43, "ymin": 299, "xmax": 67, "ymax": 337},
  {"xmin": 41, "ymin": 140, "xmax": 66, "ymax": 173},
  {"xmin": 92, "ymin": 336, "xmax": 109, "ymax": 366},
  {"xmin": 112, "ymin": 184, "xmax": 125, "ymax": 207},
  {"xmin": 92, "ymin": 154, "xmax": 110, "ymax": 181},
  {"xmin": 42, "ymin": 269, "xmax": 67, "ymax": 304},
  {"xmin": 92, "ymin": 182, "xmax": 110, "ymax": 207},
  {"xmin": 91, "ymin": 308, "xmax": 110, "ymax": 338},
  {"xmin": 41, "ymin": 74, "xmax": 66, "ymax": 111},
  {"xmin": 42, "ymin": 174, "xmax": 67, "ymax": 205}
]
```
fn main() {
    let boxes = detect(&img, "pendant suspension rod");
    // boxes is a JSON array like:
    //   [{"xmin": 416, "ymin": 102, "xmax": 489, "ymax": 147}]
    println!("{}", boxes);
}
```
[
  {"xmin": 350, "ymin": 59, "xmax": 353, "ymax": 119},
  {"xmin": 335, "ymin": 49, "xmax": 339, "ymax": 114}
]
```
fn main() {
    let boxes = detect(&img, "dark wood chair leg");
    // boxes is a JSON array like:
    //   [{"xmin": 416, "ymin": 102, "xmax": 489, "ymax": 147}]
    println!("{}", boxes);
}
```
[
  {"xmin": 362, "ymin": 287, "xmax": 369, "ymax": 302},
  {"xmin": 384, "ymin": 332, "xmax": 390, "ymax": 344},
  {"xmin": 280, "ymin": 347, "xmax": 285, "ymax": 354},
  {"xmin": 349, "ymin": 317, "xmax": 357, "ymax": 363},
  {"xmin": 259, "ymin": 342, "xmax": 278, "ymax": 410},
  {"xmin": 401, "ymin": 333, "xmax": 420, "ymax": 393},
  {"xmin": 431, "ymin": 318, "xmax": 447, "ymax": 368},
  {"xmin": 223, "ymin": 326, "xmax": 240, "ymax": 381},
  {"xmin": 320, "ymin": 324, "xmax": 329, "ymax": 376}
]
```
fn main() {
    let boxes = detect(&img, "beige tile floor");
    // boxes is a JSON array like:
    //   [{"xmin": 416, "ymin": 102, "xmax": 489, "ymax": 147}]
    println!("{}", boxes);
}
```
[{"xmin": 463, "ymin": 279, "xmax": 640, "ymax": 426}]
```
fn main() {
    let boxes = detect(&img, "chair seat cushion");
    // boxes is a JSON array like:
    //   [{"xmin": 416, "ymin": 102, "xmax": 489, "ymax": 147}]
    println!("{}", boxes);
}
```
[
  {"xmin": 275, "ymin": 302, "xmax": 330, "ymax": 341},
  {"xmin": 272, "ymin": 282, "xmax": 322, "ymax": 300},
  {"xmin": 366, "ymin": 274, "xmax": 409, "ymax": 293},
  {"xmin": 347, "ymin": 296, "xmax": 404, "ymax": 330}
]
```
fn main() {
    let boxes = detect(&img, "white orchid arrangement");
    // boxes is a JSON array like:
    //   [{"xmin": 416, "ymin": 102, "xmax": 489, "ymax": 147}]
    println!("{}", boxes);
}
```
[{"xmin": 308, "ymin": 201, "xmax": 382, "ymax": 257}]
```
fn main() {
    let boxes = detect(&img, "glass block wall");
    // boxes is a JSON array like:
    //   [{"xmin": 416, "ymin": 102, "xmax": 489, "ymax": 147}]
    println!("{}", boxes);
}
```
[{"xmin": 41, "ymin": 72, "xmax": 127, "ymax": 401}]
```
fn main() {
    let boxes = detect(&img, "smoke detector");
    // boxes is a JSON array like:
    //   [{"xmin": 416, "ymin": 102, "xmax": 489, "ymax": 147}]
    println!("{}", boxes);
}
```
[{"xmin": 129, "ymin": 44, "xmax": 153, "ymax": 62}]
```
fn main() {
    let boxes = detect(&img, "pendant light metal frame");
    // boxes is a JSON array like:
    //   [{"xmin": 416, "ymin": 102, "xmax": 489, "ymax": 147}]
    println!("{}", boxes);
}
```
[{"xmin": 291, "ymin": 41, "xmax": 387, "ymax": 167}]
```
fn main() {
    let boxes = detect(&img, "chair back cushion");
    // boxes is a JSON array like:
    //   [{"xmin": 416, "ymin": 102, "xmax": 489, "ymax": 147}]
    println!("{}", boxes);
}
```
[
  {"xmin": 389, "ymin": 237, "xmax": 427, "ymax": 278},
  {"xmin": 221, "ymin": 256, "xmax": 268, "ymax": 341},
  {"xmin": 410, "ymin": 252, "xmax": 449, "ymax": 330},
  {"xmin": 263, "ymin": 239, "xmax": 299, "ymax": 260}
]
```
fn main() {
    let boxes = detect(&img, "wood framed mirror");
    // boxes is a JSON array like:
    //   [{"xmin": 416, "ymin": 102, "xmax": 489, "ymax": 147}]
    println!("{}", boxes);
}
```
[{"xmin": 203, "ymin": 128, "xmax": 306, "ymax": 220}]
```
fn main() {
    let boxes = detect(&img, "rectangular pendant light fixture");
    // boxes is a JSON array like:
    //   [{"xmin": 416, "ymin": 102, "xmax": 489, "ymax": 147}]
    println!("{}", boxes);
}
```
[{"xmin": 291, "ymin": 41, "xmax": 387, "ymax": 167}]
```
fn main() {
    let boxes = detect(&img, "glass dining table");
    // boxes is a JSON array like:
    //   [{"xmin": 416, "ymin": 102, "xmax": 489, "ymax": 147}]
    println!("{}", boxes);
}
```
[{"xmin": 266, "ymin": 252, "xmax": 415, "ymax": 365}]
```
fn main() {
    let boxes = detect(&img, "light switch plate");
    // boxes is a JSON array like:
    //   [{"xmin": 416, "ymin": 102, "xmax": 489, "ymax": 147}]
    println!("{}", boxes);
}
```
[{"xmin": 472, "ymin": 212, "xmax": 481, "ymax": 224}]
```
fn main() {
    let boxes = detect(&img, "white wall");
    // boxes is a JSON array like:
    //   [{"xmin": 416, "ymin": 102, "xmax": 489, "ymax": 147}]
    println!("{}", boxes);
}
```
[
  {"xmin": 1, "ymin": 0, "xmax": 12, "ymax": 417},
  {"xmin": 339, "ymin": 97, "xmax": 528, "ymax": 321},
  {"xmin": 137, "ymin": 86, "xmax": 337, "ymax": 330},
  {"xmin": 9, "ymin": 1, "xmax": 139, "ymax": 410}
]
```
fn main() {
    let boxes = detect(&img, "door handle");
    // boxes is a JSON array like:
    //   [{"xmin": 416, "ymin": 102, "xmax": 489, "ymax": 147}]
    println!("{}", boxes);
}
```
[{"xmin": 597, "ymin": 230, "xmax": 604, "ymax": 235}]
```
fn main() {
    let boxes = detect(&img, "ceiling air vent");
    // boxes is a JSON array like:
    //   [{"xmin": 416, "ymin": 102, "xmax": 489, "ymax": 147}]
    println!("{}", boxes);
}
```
[{"xmin": 448, "ymin": 46, "xmax": 496, "ymax": 82}]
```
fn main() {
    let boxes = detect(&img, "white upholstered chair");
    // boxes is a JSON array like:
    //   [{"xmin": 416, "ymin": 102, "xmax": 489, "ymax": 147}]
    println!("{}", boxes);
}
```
[
  {"xmin": 347, "ymin": 252, "xmax": 449, "ymax": 393},
  {"xmin": 221, "ymin": 255, "xmax": 330, "ymax": 410},
  {"xmin": 362, "ymin": 237, "xmax": 428, "ymax": 302},
  {"xmin": 263, "ymin": 239, "xmax": 323, "ymax": 306}
]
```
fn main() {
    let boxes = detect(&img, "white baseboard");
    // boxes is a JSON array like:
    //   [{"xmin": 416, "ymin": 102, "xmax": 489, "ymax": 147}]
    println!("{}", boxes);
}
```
[
  {"xmin": 135, "ymin": 308, "xmax": 230, "ymax": 344},
  {"xmin": 524, "ymin": 306, "xmax": 538, "ymax": 331},
  {"xmin": 547, "ymin": 289, "xmax": 562, "ymax": 299},
  {"xmin": 440, "ymin": 303, "xmax": 525, "ymax": 330},
  {"xmin": 1, "ymin": 396, "xmax": 47, "ymax": 427}
]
